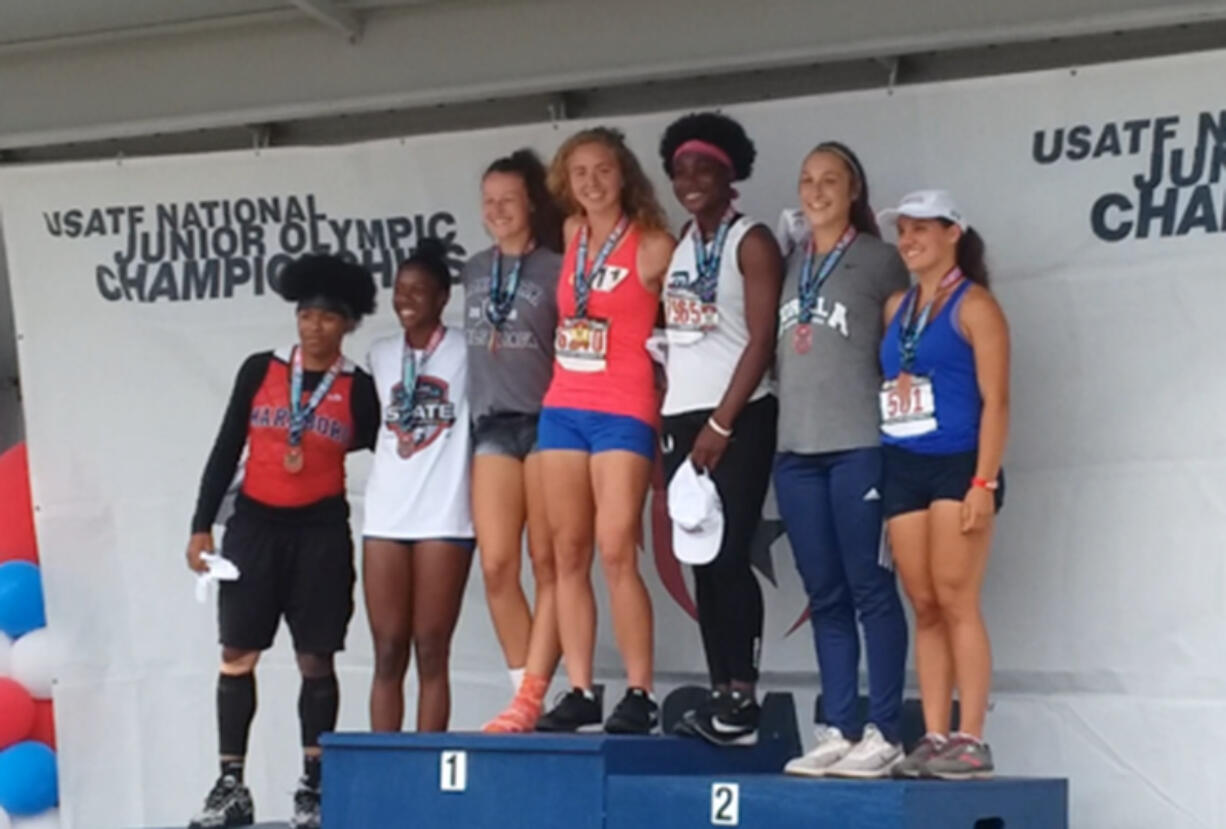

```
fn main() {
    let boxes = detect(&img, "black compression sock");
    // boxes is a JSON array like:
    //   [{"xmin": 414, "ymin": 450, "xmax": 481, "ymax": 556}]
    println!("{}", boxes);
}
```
[
  {"xmin": 303, "ymin": 754, "xmax": 322, "ymax": 789},
  {"xmin": 217, "ymin": 673, "xmax": 257, "ymax": 759},
  {"xmin": 220, "ymin": 758, "xmax": 245, "ymax": 782},
  {"xmin": 298, "ymin": 674, "xmax": 340, "ymax": 750}
]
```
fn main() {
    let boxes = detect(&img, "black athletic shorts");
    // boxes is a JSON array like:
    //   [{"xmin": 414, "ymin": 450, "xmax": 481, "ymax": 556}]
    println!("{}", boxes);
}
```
[
  {"xmin": 882, "ymin": 445, "xmax": 1005, "ymax": 520},
  {"xmin": 218, "ymin": 505, "xmax": 355, "ymax": 654},
  {"xmin": 472, "ymin": 412, "xmax": 539, "ymax": 460}
]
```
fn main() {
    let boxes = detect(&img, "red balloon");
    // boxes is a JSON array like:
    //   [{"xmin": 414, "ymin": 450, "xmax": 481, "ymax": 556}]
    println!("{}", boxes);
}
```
[
  {"xmin": 29, "ymin": 699, "xmax": 55, "ymax": 749},
  {"xmin": 0, "ymin": 443, "xmax": 38, "ymax": 564},
  {"xmin": 0, "ymin": 676, "xmax": 36, "ymax": 749}
]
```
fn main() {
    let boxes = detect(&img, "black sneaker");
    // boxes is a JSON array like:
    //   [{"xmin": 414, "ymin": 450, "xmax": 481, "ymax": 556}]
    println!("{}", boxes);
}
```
[
  {"xmin": 604, "ymin": 688, "xmax": 659, "ymax": 735},
  {"xmin": 187, "ymin": 774, "xmax": 254, "ymax": 829},
  {"xmin": 536, "ymin": 688, "xmax": 603, "ymax": 732},
  {"xmin": 288, "ymin": 777, "xmax": 321, "ymax": 829},
  {"xmin": 693, "ymin": 690, "xmax": 760, "ymax": 747},
  {"xmin": 673, "ymin": 689, "xmax": 726, "ymax": 738}
]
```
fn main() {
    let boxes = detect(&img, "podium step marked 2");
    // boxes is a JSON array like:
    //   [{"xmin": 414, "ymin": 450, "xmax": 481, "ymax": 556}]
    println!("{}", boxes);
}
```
[{"xmin": 607, "ymin": 775, "xmax": 1069, "ymax": 829}]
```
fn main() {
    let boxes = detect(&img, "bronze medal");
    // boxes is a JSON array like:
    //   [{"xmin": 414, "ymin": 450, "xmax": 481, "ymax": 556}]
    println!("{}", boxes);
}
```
[
  {"xmin": 283, "ymin": 445, "xmax": 304, "ymax": 474},
  {"xmin": 793, "ymin": 323, "xmax": 813, "ymax": 355}
]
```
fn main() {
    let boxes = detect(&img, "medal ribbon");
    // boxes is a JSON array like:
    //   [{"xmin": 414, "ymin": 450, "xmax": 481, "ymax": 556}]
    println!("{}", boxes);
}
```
[
  {"xmin": 289, "ymin": 347, "xmax": 344, "ymax": 448},
  {"xmin": 574, "ymin": 216, "xmax": 630, "ymax": 318},
  {"xmin": 797, "ymin": 225, "xmax": 858, "ymax": 324},
  {"xmin": 898, "ymin": 267, "xmax": 964, "ymax": 373},
  {"xmin": 395, "ymin": 325, "xmax": 446, "ymax": 430},
  {"xmin": 485, "ymin": 242, "xmax": 535, "ymax": 328},
  {"xmin": 684, "ymin": 207, "xmax": 737, "ymax": 304}
]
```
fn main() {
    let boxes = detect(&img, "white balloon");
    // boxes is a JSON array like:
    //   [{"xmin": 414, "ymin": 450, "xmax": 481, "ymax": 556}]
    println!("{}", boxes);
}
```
[
  {"xmin": 12, "ymin": 809, "xmax": 60, "ymax": 829},
  {"xmin": 9, "ymin": 628, "xmax": 66, "ymax": 699},
  {"xmin": 0, "ymin": 805, "xmax": 13, "ymax": 829},
  {"xmin": 0, "ymin": 633, "xmax": 12, "ymax": 677}
]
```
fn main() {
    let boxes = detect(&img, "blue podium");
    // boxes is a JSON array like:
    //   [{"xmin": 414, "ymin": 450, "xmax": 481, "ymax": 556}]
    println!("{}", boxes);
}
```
[
  {"xmin": 607, "ymin": 775, "xmax": 1067, "ymax": 828},
  {"xmin": 320, "ymin": 691, "xmax": 1067, "ymax": 829},
  {"xmin": 321, "ymin": 728, "xmax": 799, "ymax": 828}
]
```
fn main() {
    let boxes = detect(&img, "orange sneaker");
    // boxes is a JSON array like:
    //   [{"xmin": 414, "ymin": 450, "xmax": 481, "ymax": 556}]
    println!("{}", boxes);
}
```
[{"xmin": 482, "ymin": 696, "xmax": 542, "ymax": 733}]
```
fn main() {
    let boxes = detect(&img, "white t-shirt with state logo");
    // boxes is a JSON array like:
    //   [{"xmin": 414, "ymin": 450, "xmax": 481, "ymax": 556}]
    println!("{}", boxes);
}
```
[{"xmin": 363, "ymin": 327, "xmax": 474, "ymax": 539}]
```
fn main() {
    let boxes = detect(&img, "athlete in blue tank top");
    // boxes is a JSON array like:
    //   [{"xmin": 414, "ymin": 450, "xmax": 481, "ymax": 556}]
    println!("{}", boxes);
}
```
[{"xmin": 875, "ymin": 190, "xmax": 1011, "ymax": 781}]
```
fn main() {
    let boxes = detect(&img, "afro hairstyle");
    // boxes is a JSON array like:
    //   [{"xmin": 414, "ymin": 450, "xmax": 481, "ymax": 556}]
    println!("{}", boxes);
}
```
[
  {"xmin": 658, "ymin": 111, "xmax": 756, "ymax": 181},
  {"xmin": 278, "ymin": 253, "xmax": 377, "ymax": 320}
]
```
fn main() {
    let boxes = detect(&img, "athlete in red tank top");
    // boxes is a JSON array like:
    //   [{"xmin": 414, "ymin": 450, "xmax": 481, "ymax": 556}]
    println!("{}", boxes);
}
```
[
  {"xmin": 535, "ymin": 128, "xmax": 676, "ymax": 735},
  {"xmin": 544, "ymin": 223, "xmax": 660, "ymax": 425},
  {"xmin": 184, "ymin": 255, "xmax": 378, "ymax": 829}
]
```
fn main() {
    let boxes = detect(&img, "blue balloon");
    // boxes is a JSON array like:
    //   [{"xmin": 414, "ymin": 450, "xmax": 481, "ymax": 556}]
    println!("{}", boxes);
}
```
[
  {"xmin": 0, "ymin": 561, "xmax": 45, "ymax": 638},
  {"xmin": 0, "ymin": 741, "xmax": 58, "ymax": 815}
]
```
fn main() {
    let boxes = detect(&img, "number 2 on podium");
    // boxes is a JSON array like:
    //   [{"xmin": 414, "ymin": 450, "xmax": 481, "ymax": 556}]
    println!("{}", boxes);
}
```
[
  {"xmin": 710, "ymin": 782, "xmax": 739, "ymax": 825},
  {"xmin": 440, "ymin": 750, "xmax": 467, "ymax": 792}
]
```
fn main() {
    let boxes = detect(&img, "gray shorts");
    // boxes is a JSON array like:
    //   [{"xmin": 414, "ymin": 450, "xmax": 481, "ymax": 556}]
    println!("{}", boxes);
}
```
[{"xmin": 472, "ymin": 412, "xmax": 540, "ymax": 460}]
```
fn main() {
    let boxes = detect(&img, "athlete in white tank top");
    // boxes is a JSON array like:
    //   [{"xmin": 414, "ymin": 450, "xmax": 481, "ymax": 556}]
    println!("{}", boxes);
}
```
[
  {"xmin": 655, "ymin": 112, "xmax": 784, "ymax": 748},
  {"xmin": 663, "ymin": 214, "xmax": 773, "ymax": 415}
]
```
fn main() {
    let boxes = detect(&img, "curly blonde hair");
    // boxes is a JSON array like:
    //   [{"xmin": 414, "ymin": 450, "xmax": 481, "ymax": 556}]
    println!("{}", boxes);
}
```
[{"xmin": 547, "ymin": 126, "xmax": 669, "ymax": 233}]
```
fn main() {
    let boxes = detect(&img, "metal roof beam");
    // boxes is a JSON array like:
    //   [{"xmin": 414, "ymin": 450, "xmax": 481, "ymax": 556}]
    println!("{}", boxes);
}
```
[{"xmin": 288, "ymin": 0, "xmax": 363, "ymax": 42}]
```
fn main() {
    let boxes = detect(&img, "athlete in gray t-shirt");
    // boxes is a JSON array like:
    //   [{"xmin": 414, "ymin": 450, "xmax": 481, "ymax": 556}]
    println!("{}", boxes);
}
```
[
  {"xmin": 462, "ymin": 245, "xmax": 561, "ymax": 420},
  {"xmin": 776, "ymin": 233, "xmax": 909, "ymax": 454}
]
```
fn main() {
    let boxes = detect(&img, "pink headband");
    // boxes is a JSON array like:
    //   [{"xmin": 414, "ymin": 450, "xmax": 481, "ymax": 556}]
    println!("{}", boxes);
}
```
[{"xmin": 673, "ymin": 139, "xmax": 734, "ymax": 172}]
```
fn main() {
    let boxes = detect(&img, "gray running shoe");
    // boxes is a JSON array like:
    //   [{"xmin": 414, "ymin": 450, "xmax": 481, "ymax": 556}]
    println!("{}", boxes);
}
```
[
  {"xmin": 926, "ymin": 734, "xmax": 995, "ymax": 780},
  {"xmin": 892, "ymin": 733, "xmax": 948, "ymax": 779},
  {"xmin": 188, "ymin": 774, "xmax": 254, "ymax": 829},
  {"xmin": 288, "ymin": 777, "xmax": 321, "ymax": 829}
]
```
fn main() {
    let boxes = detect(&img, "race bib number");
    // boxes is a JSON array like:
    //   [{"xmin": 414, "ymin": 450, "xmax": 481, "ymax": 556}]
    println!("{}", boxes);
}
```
[
  {"xmin": 880, "ymin": 375, "xmax": 938, "ymax": 438},
  {"xmin": 665, "ymin": 290, "xmax": 718, "ymax": 345},
  {"xmin": 555, "ymin": 317, "xmax": 610, "ymax": 373}
]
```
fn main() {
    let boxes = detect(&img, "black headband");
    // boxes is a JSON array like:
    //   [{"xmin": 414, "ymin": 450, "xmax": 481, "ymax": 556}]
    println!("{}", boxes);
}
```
[{"xmin": 297, "ymin": 294, "xmax": 355, "ymax": 320}]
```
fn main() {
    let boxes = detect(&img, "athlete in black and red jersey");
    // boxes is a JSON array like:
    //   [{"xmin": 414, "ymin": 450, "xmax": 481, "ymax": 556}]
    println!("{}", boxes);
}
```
[{"xmin": 184, "ymin": 254, "xmax": 378, "ymax": 829}]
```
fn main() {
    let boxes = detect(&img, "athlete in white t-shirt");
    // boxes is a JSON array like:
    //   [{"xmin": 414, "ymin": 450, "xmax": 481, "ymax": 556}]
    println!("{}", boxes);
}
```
[{"xmin": 363, "ymin": 238, "xmax": 475, "ymax": 733}]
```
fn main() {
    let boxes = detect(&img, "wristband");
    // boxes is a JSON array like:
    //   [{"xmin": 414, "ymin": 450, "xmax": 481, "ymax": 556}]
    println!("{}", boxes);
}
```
[
  {"xmin": 707, "ymin": 416, "xmax": 733, "ymax": 438},
  {"xmin": 971, "ymin": 476, "xmax": 999, "ymax": 491}
]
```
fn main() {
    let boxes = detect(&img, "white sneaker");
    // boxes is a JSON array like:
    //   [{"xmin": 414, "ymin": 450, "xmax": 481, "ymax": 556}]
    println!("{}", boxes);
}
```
[
  {"xmin": 825, "ymin": 724, "xmax": 903, "ymax": 779},
  {"xmin": 783, "ymin": 725, "xmax": 852, "ymax": 777}
]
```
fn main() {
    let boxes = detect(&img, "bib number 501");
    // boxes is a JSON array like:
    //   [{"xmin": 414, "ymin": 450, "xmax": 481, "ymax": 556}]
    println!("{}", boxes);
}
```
[{"xmin": 440, "ymin": 750, "xmax": 467, "ymax": 792}]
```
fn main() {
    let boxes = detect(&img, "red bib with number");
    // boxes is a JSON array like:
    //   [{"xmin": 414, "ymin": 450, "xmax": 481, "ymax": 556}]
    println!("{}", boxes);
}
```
[
  {"xmin": 555, "ymin": 316, "xmax": 610, "ymax": 373},
  {"xmin": 664, "ymin": 289, "xmax": 719, "ymax": 345},
  {"xmin": 879, "ymin": 374, "xmax": 938, "ymax": 438}
]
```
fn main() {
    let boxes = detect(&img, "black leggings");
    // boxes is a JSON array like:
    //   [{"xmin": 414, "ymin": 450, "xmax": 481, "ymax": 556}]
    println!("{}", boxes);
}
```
[{"xmin": 661, "ymin": 395, "xmax": 777, "ymax": 686}]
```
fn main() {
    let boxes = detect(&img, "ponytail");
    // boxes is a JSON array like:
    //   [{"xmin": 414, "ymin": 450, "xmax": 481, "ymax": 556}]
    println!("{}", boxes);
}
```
[
  {"xmin": 485, "ymin": 148, "xmax": 564, "ymax": 253},
  {"xmin": 955, "ymin": 227, "xmax": 990, "ymax": 288}
]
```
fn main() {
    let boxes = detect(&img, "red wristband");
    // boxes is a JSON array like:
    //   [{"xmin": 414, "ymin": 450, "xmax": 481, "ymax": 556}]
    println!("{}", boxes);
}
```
[{"xmin": 971, "ymin": 476, "xmax": 999, "ymax": 491}]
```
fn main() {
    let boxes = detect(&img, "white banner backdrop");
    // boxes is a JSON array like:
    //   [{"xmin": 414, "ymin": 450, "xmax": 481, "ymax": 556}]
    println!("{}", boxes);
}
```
[{"xmin": 2, "ymin": 47, "xmax": 1226, "ymax": 829}]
